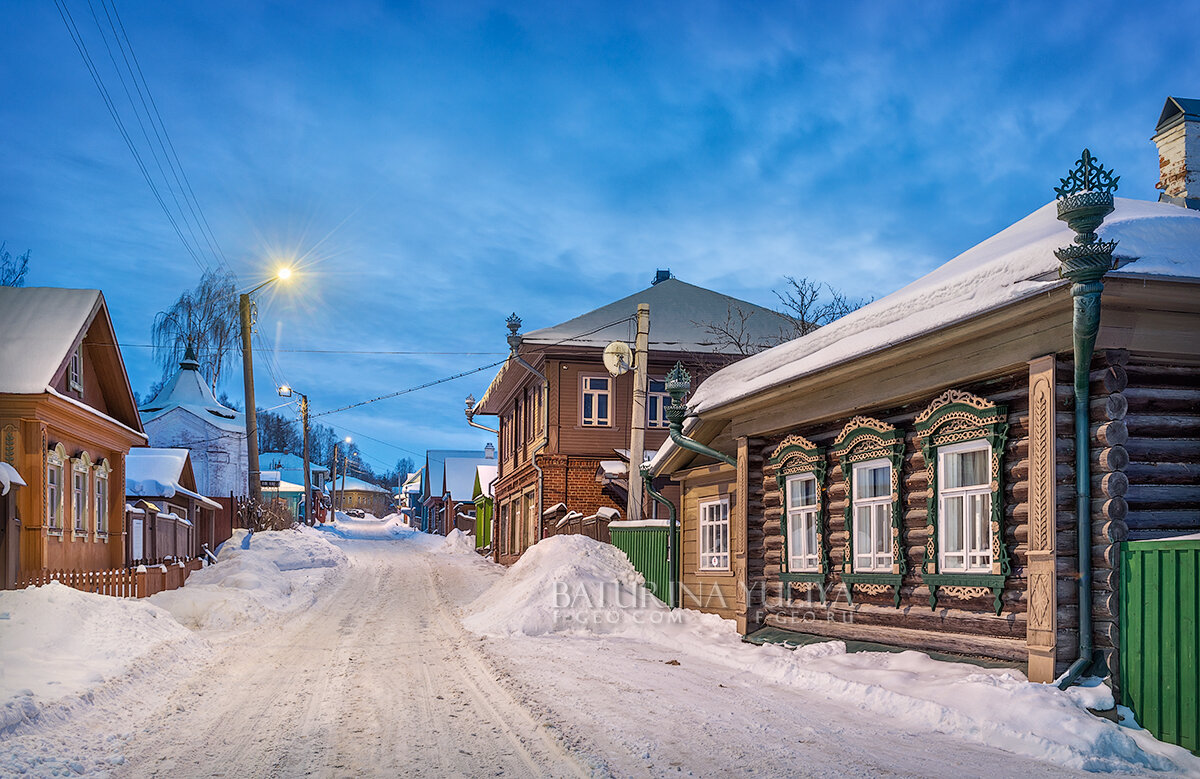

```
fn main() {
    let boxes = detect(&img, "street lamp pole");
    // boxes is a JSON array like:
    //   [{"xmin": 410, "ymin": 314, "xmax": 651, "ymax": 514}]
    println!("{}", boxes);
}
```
[
  {"xmin": 240, "ymin": 267, "xmax": 293, "ymax": 507},
  {"xmin": 278, "ymin": 385, "xmax": 314, "ymax": 526},
  {"xmin": 240, "ymin": 291, "xmax": 261, "ymax": 506}
]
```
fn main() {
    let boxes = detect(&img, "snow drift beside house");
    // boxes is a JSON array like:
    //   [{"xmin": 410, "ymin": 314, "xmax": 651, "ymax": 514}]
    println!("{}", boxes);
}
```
[
  {"xmin": 437, "ymin": 529, "xmax": 478, "ymax": 556},
  {"xmin": 462, "ymin": 533, "xmax": 679, "ymax": 636},
  {"xmin": 0, "ymin": 582, "xmax": 202, "ymax": 733},
  {"xmin": 151, "ymin": 527, "xmax": 346, "ymax": 630},
  {"xmin": 458, "ymin": 534, "xmax": 1199, "ymax": 775}
]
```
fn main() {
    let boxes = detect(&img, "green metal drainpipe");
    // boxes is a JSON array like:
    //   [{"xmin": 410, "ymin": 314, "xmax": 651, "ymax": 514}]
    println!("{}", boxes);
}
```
[
  {"xmin": 1051, "ymin": 150, "xmax": 1120, "ymax": 690},
  {"xmin": 642, "ymin": 466, "xmax": 679, "ymax": 608},
  {"xmin": 645, "ymin": 362, "xmax": 739, "ymax": 609}
]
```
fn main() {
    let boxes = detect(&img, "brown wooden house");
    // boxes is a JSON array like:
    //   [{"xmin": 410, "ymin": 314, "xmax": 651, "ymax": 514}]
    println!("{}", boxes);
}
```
[
  {"xmin": 0, "ymin": 287, "xmax": 147, "ymax": 585},
  {"xmin": 648, "ymin": 127, "xmax": 1200, "ymax": 683},
  {"xmin": 125, "ymin": 447, "xmax": 221, "ymax": 564},
  {"xmin": 473, "ymin": 274, "xmax": 796, "ymax": 565}
]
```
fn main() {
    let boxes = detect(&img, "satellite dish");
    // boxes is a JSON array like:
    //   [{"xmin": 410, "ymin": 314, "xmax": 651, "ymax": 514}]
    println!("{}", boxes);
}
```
[{"xmin": 603, "ymin": 341, "xmax": 633, "ymax": 377}]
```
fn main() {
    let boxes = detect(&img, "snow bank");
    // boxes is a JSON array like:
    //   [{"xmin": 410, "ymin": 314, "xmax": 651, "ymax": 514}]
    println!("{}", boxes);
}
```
[
  {"xmin": 0, "ymin": 582, "xmax": 202, "ymax": 732},
  {"xmin": 151, "ymin": 527, "xmax": 347, "ymax": 631},
  {"xmin": 463, "ymin": 534, "xmax": 1200, "ymax": 775},
  {"xmin": 463, "ymin": 534, "xmax": 681, "ymax": 636},
  {"xmin": 437, "ymin": 529, "xmax": 478, "ymax": 556}
]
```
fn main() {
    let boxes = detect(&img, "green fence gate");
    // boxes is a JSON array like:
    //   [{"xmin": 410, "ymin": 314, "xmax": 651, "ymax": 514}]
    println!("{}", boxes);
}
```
[
  {"xmin": 609, "ymin": 522, "xmax": 670, "ymax": 603},
  {"xmin": 1120, "ymin": 537, "xmax": 1200, "ymax": 754}
]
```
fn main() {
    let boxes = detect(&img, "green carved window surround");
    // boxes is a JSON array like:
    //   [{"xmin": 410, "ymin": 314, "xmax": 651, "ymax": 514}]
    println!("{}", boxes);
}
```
[
  {"xmin": 830, "ymin": 416, "xmax": 906, "ymax": 608},
  {"xmin": 769, "ymin": 435, "xmax": 829, "ymax": 603},
  {"xmin": 913, "ymin": 389, "xmax": 1009, "ymax": 615}
]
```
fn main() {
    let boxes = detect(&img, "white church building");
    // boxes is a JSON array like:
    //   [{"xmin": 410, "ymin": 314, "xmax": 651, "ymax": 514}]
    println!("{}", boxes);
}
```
[{"xmin": 139, "ymin": 348, "xmax": 248, "ymax": 498}]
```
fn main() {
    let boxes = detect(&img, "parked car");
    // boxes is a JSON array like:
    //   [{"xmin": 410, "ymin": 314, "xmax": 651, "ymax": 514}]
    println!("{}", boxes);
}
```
[{"xmin": 345, "ymin": 508, "xmax": 365, "ymax": 518}]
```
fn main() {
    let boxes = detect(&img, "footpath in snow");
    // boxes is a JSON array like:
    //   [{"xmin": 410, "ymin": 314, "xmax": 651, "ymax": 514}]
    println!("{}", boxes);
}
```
[{"xmin": 0, "ymin": 514, "xmax": 1196, "ymax": 778}]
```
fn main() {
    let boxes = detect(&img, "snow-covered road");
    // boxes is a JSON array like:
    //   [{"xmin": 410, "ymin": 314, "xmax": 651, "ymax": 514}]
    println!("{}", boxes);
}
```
[{"xmin": 4, "ymin": 517, "xmax": 1195, "ymax": 777}]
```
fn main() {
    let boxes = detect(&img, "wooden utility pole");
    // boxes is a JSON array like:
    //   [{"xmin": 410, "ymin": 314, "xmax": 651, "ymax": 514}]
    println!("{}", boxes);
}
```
[
  {"xmin": 330, "ymin": 445, "xmax": 339, "ymax": 519},
  {"xmin": 627, "ymin": 303, "xmax": 650, "ymax": 522},
  {"xmin": 239, "ymin": 293, "xmax": 262, "ymax": 505},
  {"xmin": 299, "ymin": 394, "xmax": 313, "ymax": 525}
]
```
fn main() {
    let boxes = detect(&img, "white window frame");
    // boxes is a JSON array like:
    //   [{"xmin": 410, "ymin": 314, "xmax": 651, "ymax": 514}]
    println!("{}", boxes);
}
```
[
  {"xmin": 646, "ymin": 380, "xmax": 672, "ymax": 428},
  {"xmin": 72, "ymin": 464, "xmax": 89, "ymax": 534},
  {"xmin": 46, "ymin": 453, "xmax": 64, "ymax": 532},
  {"xmin": 580, "ymin": 375, "xmax": 611, "ymax": 427},
  {"xmin": 698, "ymin": 496, "xmax": 730, "ymax": 571},
  {"xmin": 785, "ymin": 473, "xmax": 820, "ymax": 573},
  {"xmin": 937, "ymin": 440, "xmax": 993, "ymax": 573},
  {"xmin": 851, "ymin": 458, "xmax": 893, "ymax": 573},
  {"xmin": 69, "ymin": 345, "xmax": 83, "ymax": 391},
  {"xmin": 94, "ymin": 468, "xmax": 109, "ymax": 535}
]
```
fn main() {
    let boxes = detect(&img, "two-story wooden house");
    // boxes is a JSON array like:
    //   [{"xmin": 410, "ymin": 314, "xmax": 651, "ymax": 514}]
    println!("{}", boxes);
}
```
[
  {"xmin": 473, "ymin": 274, "xmax": 795, "ymax": 565},
  {"xmin": 0, "ymin": 287, "xmax": 147, "ymax": 584}
]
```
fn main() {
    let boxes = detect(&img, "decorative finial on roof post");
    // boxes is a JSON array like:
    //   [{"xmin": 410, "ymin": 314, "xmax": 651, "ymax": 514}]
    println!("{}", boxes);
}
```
[
  {"xmin": 1053, "ymin": 148, "xmax": 1120, "ymax": 692},
  {"xmin": 181, "ymin": 344, "xmax": 200, "ymax": 368},
  {"xmin": 505, "ymin": 313, "xmax": 522, "ymax": 353},
  {"xmin": 663, "ymin": 361, "xmax": 691, "ymax": 432}
]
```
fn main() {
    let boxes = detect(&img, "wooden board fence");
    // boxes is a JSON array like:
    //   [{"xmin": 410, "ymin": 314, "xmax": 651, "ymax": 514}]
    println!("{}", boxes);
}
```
[{"xmin": 17, "ymin": 559, "xmax": 203, "ymax": 599}]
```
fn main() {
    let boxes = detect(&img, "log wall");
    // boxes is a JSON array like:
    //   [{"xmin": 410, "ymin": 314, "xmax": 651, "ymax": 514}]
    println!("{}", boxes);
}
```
[{"xmin": 757, "ymin": 367, "xmax": 1037, "ymax": 662}]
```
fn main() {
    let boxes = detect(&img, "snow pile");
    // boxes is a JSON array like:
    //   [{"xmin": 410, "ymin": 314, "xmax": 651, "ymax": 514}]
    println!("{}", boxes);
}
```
[
  {"xmin": 0, "ymin": 582, "xmax": 202, "ymax": 732},
  {"xmin": 151, "ymin": 527, "xmax": 347, "ymax": 631},
  {"xmin": 462, "ymin": 534, "xmax": 1198, "ymax": 774},
  {"xmin": 463, "ymin": 534, "xmax": 678, "ymax": 636},
  {"xmin": 437, "ymin": 529, "xmax": 478, "ymax": 555}
]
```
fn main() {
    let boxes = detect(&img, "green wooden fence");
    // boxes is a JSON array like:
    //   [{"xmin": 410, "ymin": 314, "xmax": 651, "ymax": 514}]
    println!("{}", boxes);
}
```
[
  {"xmin": 1120, "ymin": 537, "xmax": 1199, "ymax": 754},
  {"xmin": 609, "ymin": 523, "xmax": 670, "ymax": 603}
]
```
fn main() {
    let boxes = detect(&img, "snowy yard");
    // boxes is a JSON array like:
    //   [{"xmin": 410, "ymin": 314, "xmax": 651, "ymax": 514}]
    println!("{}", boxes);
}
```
[{"xmin": 2, "ymin": 514, "xmax": 1197, "ymax": 778}]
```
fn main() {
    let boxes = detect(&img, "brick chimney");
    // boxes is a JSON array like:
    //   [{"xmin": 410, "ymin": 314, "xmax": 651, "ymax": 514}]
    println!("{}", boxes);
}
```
[{"xmin": 1153, "ymin": 96, "xmax": 1200, "ymax": 210}]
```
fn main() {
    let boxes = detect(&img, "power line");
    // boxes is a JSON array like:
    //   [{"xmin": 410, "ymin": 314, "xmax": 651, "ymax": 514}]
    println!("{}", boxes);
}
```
[
  {"xmin": 110, "ymin": 342, "xmax": 507, "ymax": 356},
  {"xmin": 54, "ymin": 0, "xmax": 208, "ymax": 271},
  {"xmin": 311, "ymin": 359, "xmax": 508, "ymax": 419}
]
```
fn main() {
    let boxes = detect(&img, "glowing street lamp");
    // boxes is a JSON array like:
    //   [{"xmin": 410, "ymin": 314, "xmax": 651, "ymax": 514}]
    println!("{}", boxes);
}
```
[{"xmin": 241, "ymin": 267, "xmax": 294, "ymax": 505}]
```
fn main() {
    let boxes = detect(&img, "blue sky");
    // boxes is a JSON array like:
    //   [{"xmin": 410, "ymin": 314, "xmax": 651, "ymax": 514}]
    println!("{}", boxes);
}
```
[{"xmin": 2, "ymin": 0, "xmax": 1196, "ymax": 477}]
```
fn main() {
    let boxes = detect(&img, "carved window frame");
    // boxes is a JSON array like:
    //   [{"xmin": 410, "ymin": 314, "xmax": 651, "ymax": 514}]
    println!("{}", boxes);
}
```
[
  {"xmin": 769, "ymin": 435, "xmax": 829, "ymax": 601},
  {"xmin": 71, "ymin": 451, "xmax": 93, "ymax": 536},
  {"xmin": 830, "ymin": 417, "xmax": 906, "ymax": 608},
  {"xmin": 46, "ymin": 442, "xmax": 67, "ymax": 533},
  {"xmin": 94, "ymin": 458, "xmax": 112, "ymax": 537},
  {"xmin": 914, "ymin": 390, "xmax": 1009, "ymax": 615}
]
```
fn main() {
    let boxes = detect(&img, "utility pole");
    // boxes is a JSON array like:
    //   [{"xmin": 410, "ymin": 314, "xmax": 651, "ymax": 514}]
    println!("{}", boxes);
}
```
[
  {"xmin": 239, "ymin": 293, "xmax": 262, "ymax": 505},
  {"xmin": 627, "ymin": 303, "xmax": 650, "ymax": 522},
  {"xmin": 339, "ymin": 448, "xmax": 349, "ymax": 515},
  {"xmin": 299, "ymin": 394, "xmax": 313, "ymax": 526},
  {"xmin": 329, "ymin": 444, "xmax": 339, "ymax": 519}
]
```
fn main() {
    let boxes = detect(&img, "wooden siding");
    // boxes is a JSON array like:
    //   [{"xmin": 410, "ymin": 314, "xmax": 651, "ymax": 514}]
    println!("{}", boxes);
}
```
[{"xmin": 679, "ymin": 464, "xmax": 739, "ymax": 622}]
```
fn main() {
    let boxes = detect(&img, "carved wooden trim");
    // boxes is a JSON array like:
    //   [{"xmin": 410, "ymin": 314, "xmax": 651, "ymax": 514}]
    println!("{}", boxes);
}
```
[{"xmin": 1025, "ymin": 355, "xmax": 1058, "ymax": 683}]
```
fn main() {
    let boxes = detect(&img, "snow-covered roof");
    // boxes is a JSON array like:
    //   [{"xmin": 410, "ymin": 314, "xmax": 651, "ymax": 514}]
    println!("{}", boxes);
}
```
[
  {"xmin": 669, "ymin": 198, "xmax": 1200, "ymax": 426},
  {"xmin": 424, "ymin": 449, "xmax": 489, "ymax": 498},
  {"xmin": 0, "ymin": 462, "xmax": 27, "ymax": 496},
  {"xmin": 521, "ymin": 277, "xmax": 795, "ymax": 352},
  {"xmin": 402, "ymin": 469, "xmax": 423, "ymax": 491},
  {"xmin": 336, "ymin": 475, "xmax": 390, "ymax": 493},
  {"xmin": 140, "ymin": 351, "xmax": 244, "ymax": 433},
  {"xmin": 260, "ymin": 452, "xmax": 329, "ymax": 475},
  {"xmin": 125, "ymin": 448, "xmax": 221, "ymax": 509},
  {"xmin": 474, "ymin": 464, "xmax": 498, "ymax": 499},
  {"xmin": 0, "ymin": 287, "xmax": 100, "ymax": 394},
  {"xmin": 444, "ymin": 456, "xmax": 492, "ymax": 501}
]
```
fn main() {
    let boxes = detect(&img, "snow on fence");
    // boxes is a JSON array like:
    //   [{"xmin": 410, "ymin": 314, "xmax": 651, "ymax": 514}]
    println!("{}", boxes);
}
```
[{"xmin": 17, "ymin": 558, "xmax": 203, "ymax": 598}]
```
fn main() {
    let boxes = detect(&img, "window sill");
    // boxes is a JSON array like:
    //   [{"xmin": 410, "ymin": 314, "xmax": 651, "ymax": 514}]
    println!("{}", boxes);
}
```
[
  {"xmin": 839, "ymin": 572, "xmax": 903, "ymax": 608},
  {"xmin": 780, "ymin": 571, "xmax": 826, "ymax": 603},
  {"xmin": 47, "ymin": 528, "xmax": 64, "ymax": 537},
  {"xmin": 921, "ymin": 572, "xmax": 1006, "ymax": 615}
]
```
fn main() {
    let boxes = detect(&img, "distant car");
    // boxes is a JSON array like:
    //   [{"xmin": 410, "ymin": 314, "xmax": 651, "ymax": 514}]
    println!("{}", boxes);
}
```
[{"xmin": 345, "ymin": 508, "xmax": 365, "ymax": 518}]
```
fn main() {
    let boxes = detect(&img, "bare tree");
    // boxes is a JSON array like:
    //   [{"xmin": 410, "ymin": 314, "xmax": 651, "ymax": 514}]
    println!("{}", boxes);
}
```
[
  {"xmin": 693, "ymin": 304, "xmax": 791, "ymax": 357},
  {"xmin": 0, "ymin": 242, "xmax": 30, "ymax": 287},
  {"xmin": 774, "ymin": 276, "xmax": 868, "ymax": 338},
  {"xmin": 151, "ymin": 269, "xmax": 238, "ymax": 387}
]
